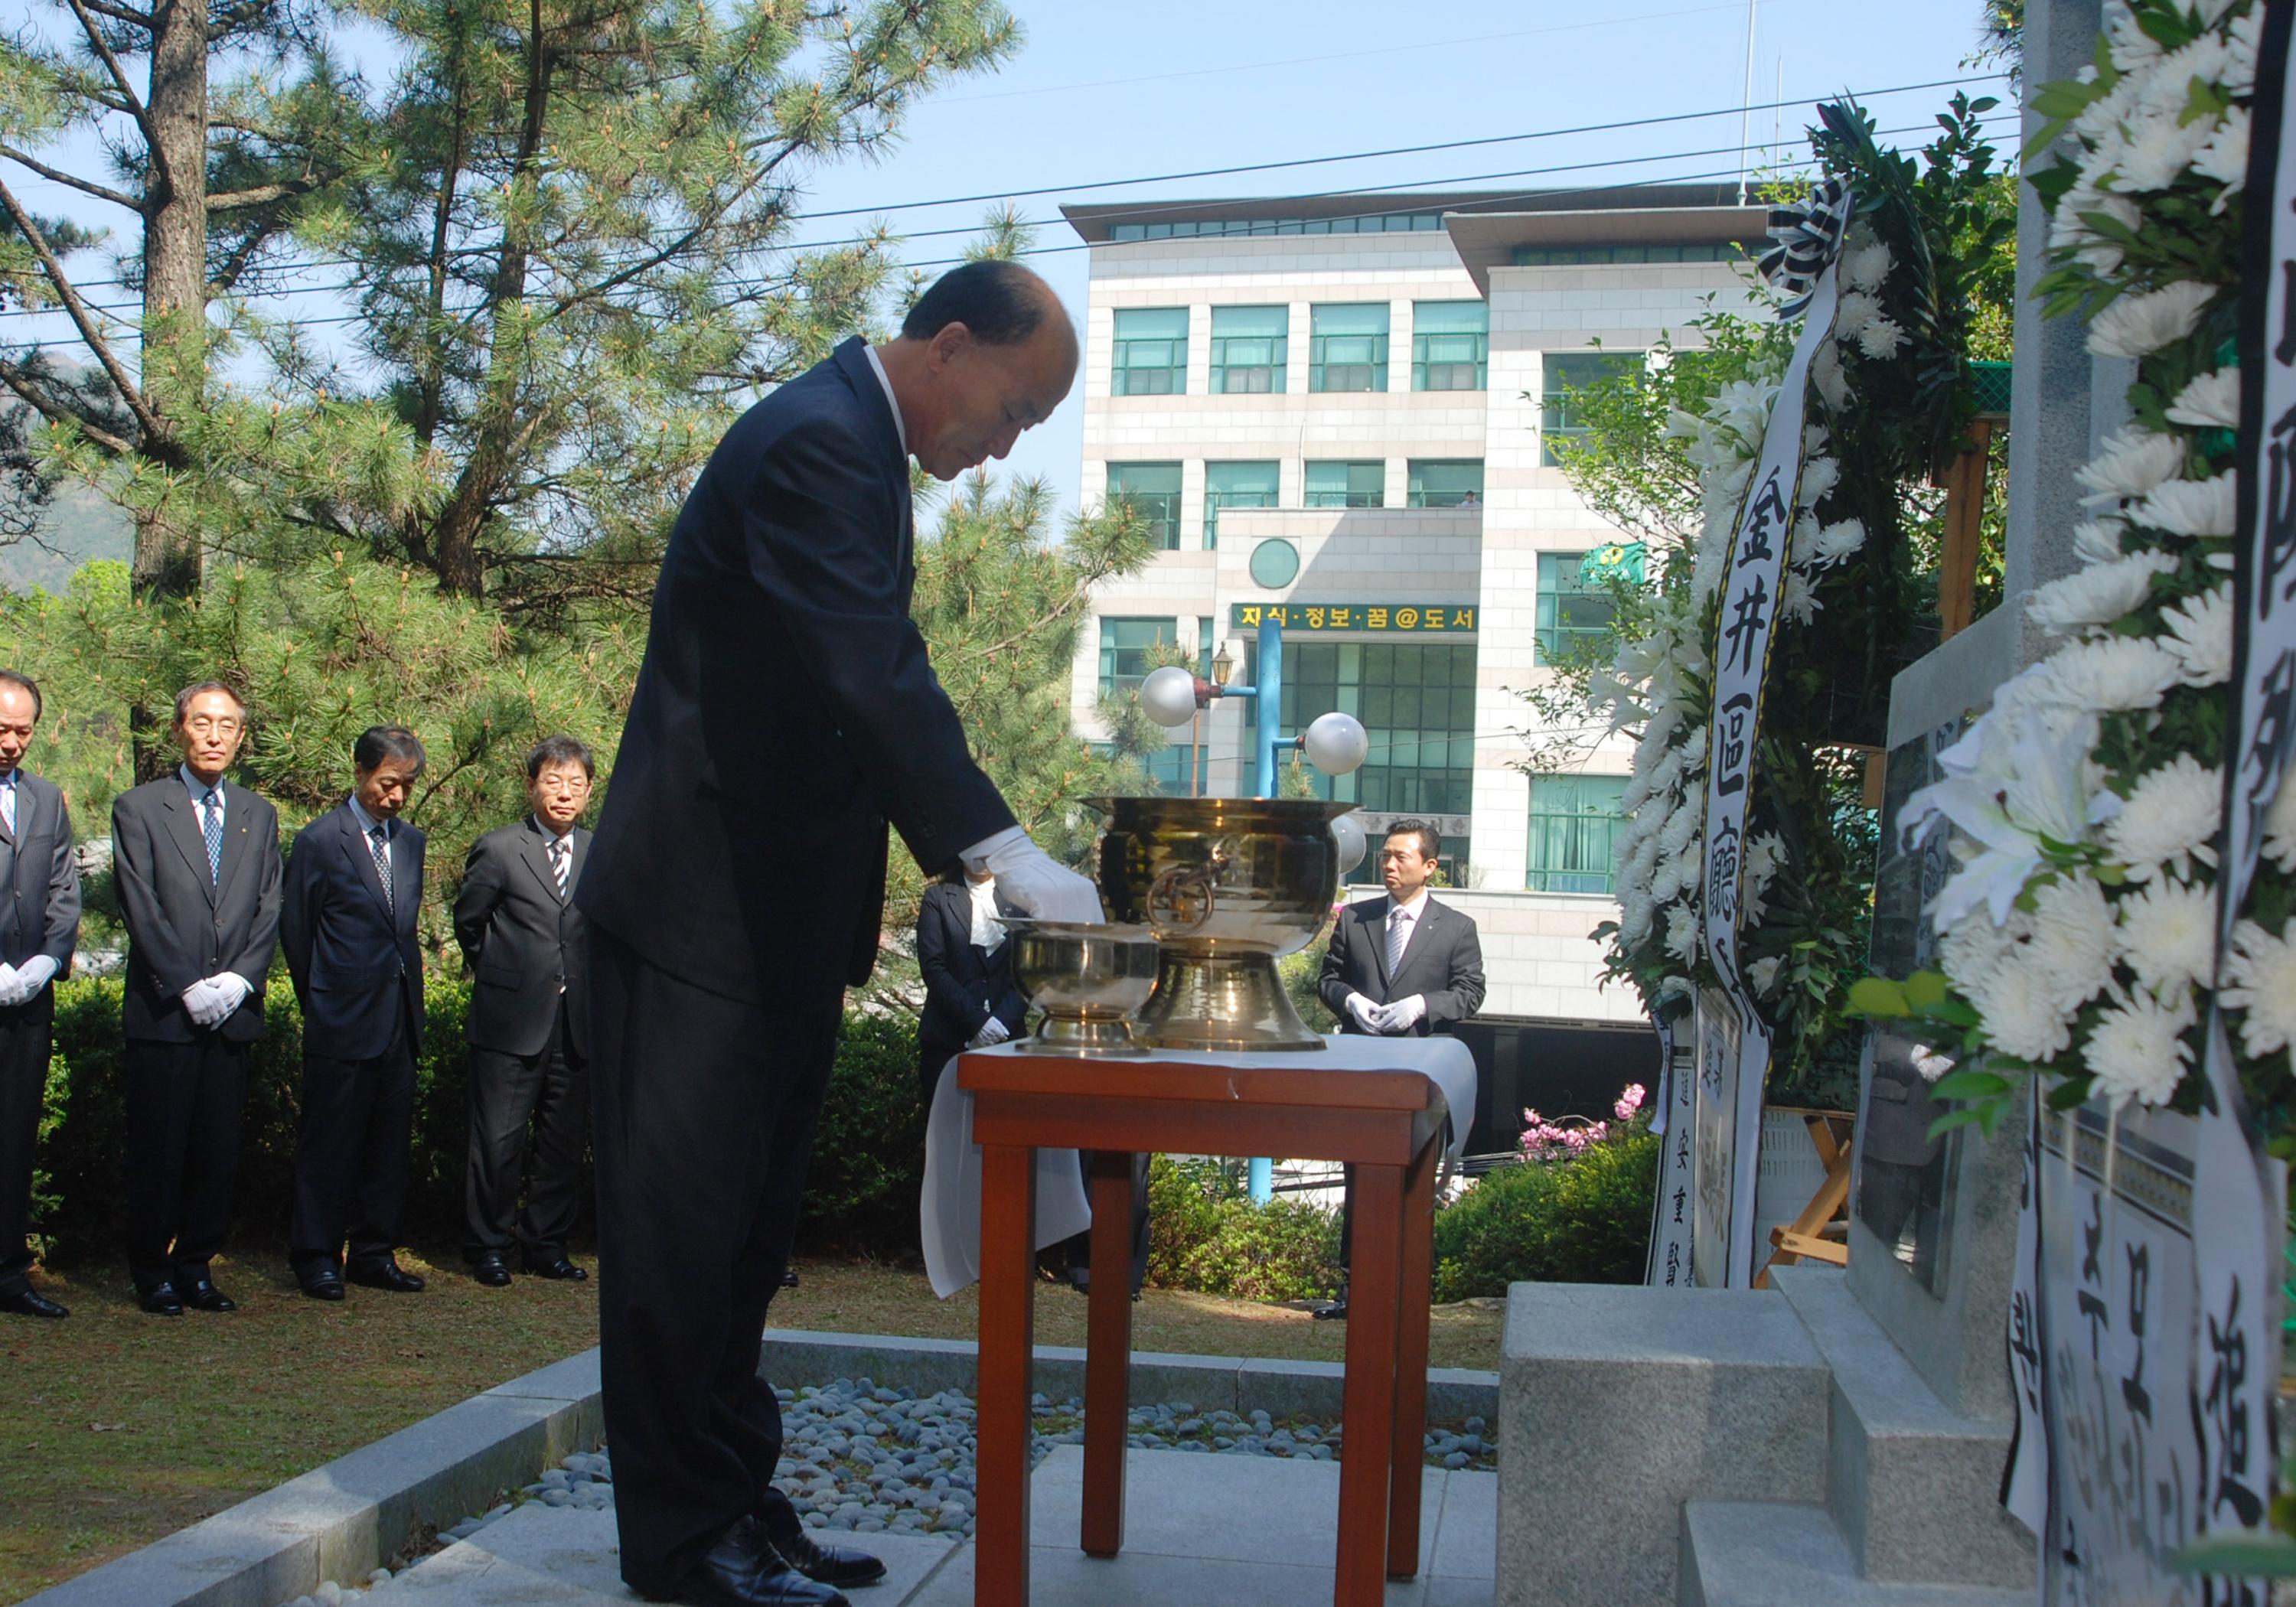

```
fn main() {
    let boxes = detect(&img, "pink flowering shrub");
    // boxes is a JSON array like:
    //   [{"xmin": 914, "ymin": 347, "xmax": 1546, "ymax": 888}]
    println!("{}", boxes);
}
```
[{"xmin": 1518, "ymin": 1081, "xmax": 1648, "ymax": 1163}]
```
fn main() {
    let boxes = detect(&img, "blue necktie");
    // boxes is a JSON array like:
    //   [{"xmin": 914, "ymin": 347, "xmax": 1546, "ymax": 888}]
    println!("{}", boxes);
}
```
[{"xmin": 201, "ymin": 789, "xmax": 223, "ymax": 882}]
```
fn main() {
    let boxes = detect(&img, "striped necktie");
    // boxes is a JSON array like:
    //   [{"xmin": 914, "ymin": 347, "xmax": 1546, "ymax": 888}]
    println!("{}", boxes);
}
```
[
  {"xmin": 550, "ymin": 835, "xmax": 570, "ymax": 899},
  {"xmin": 369, "ymin": 824, "xmax": 393, "ymax": 911},
  {"xmin": 201, "ymin": 788, "xmax": 223, "ymax": 882},
  {"xmin": 0, "ymin": 777, "xmax": 12, "ymax": 836},
  {"xmin": 1386, "ymin": 906, "xmax": 1413, "ymax": 977}
]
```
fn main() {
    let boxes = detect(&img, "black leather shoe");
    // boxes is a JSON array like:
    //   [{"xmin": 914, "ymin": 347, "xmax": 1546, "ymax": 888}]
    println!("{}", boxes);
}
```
[
  {"xmin": 768, "ymin": 1527, "xmax": 886, "ymax": 1590},
  {"xmin": 521, "ymin": 1252, "xmax": 586, "ymax": 1281},
  {"xmin": 297, "ymin": 1266, "xmax": 345, "ymax": 1301},
  {"xmin": 1312, "ymin": 1299, "xmax": 1349, "ymax": 1322},
  {"xmin": 1, "ymin": 1286, "xmax": 68, "ymax": 1319},
  {"xmin": 347, "ymin": 1260, "xmax": 426, "ymax": 1292},
  {"xmin": 140, "ymin": 1282, "xmax": 185, "ymax": 1316},
  {"xmin": 181, "ymin": 1279, "xmax": 236, "ymax": 1312},
  {"xmin": 780, "ymin": 1267, "xmax": 799, "ymax": 1289},
  {"xmin": 672, "ymin": 1516, "xmax": 848, "ymax": 1606},
  {"xmin": 472, "ymin": 1253, "xmax": 512, "ymax": 1288}
]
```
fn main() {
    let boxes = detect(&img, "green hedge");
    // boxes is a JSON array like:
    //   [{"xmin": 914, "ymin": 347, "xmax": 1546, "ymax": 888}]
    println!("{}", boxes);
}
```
[
  {"xmin": 1430, "ymin": 1129, "xmax": 1660, "ymax": 1302},
  {"xmin": 1144, "ymin": 1156, "xmax": 1342, "ymax": 1303},
  {"xmin": 30, "ymin": 976, "xmax": 930, "ymax": 1262}
]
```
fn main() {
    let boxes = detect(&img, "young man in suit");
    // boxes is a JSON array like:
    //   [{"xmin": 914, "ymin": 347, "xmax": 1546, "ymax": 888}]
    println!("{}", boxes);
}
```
[
  {"xmin": 579, "ymin": 259, "xmax": 1101, "ymax": 1607},
  {"xmin": 1315, "ymin": 818, "xmax": 1486, "ymax": 1320},
  {"xmin": 0, "ymin": 670, "xmax": 79, "ymax": 1319},
  {"xmin": 454, "ymin": 735, "xmax": 595, "ymax": 1288},
  {"xmin": 281, "ymin": 725, "xmax": 428, "ymax": 1302},
  {"xmin": 111, "ymin": 681, "xmax": 282, "ymax": 1315}
]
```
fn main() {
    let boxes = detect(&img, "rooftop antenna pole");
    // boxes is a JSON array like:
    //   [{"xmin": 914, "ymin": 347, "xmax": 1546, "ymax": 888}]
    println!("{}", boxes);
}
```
[{"xmin": 1737, "ymin": 0, "xmax": 1758, "ymax": 205}]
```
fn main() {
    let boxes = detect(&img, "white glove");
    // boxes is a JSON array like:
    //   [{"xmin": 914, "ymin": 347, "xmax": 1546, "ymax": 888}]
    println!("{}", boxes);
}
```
[
  {"xmin": 0, "ymin": 963, "xmax": 18, "ymax": 1009},
  {"xmin": 1375, "ymin": 994, "xmax": 1427, "ymax": 1033},
  {"xmin": 1345, "ymin": 992, "xmax": 1381, "ymax": 1032},
  {"xmin": 11, "ymin": 955, "xmax": 57, "ymax": 1004},
  {"xmin": 970, "ymin": 1015, "xmax": 1012, "ymax": 1048},
  {"xmin": 204, "ymin": 973, "xmax": 253, "ymax": 1020},
  {"xmin": 181, "ymin": 980, "xmax": 223, "ymax": 1028},
  {"xmin": 967, "ymin": 827, "xmax": 1102, "ymax": 925}
]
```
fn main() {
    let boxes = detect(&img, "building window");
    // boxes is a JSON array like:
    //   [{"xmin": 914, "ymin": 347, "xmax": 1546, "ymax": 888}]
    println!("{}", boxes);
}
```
[
  {"xmin": 1304, "ymin": 460, "xmax": 1385, "ymax": 509},
  {"xmin": 1111, "ymin": 308, "xmax": 1189, "ymax": 396},
  {"xmin": 1510, "ymin": 241, "xmax": 1746, "ymax": 266},
  {"xmin": 1209, "ymin": 305, "xmax": 1288, "ymax": 394},
  {"xmin": 1091, "ymin": 739, "xmax": 1205, "ymax": 797},
  {"xmin": 1204, "ymin": 460, "xmax": 1280, "ymax": 548},
  {"xmin": 1105, "ymin": 462, "xmax": 1182, "ymax": 550},
  {"xmin": 1541, "ymin": 350, "xmax": 1642, "ymax": 466},
  {"xmin": 1525, "ymin": 775, "xmax": 1627, "ymax": 895},
  {"xmin": 1407, "ymin": 459, "xmax": 1484, "ymax": 508},
  {"xmin": 1412, "ymin": 301, "xmax": 1488, "ymax": 391},
  {"xmin": 1309, "ymin": 303, "xmax": 1389, "ymax": 393},
  {"xmin": 1107, "ymin": 212, "xmax": 1447, "ymax": 241},
  {"xmin": 1535, "ymin": 551, "xmax": 1620, "ymax": 663},
  {"xmin": 1098, "ymin": 617, "xmax": 1178, "ymax": 697}
]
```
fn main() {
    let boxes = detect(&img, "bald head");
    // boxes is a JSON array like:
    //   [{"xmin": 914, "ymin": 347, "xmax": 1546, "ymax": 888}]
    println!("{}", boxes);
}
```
[{"xmin": 878, "ymin": 261, "xmax": 1078, "ymax": 481}]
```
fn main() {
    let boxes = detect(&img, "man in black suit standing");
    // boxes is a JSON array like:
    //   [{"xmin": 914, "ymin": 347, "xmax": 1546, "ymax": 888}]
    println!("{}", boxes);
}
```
[
  {"xmin": 454, "ymin": 735, "xmax": 594, "ymax": 1289},
  {"xmin": 579, "ymin": 260, "xmax": 1101, "ymax": 1607},
  {"xmin": 281, "ymin": 725, "xmax": 429, "ymax": 1302},
  {"xmin": 0, "ymin": 670, "xmax": 79, "ymax": 1320},
  {"xmin": 111, "ymin": 681, "xmax": 282, "ymax": 1316},
  {"xmin": 914, "ymin": 865, "xmax": 1026, "ymax": 1104},
  {"xmin": 1316, "ymin": 818, "xmax": 1486, "ymax": 1320}
]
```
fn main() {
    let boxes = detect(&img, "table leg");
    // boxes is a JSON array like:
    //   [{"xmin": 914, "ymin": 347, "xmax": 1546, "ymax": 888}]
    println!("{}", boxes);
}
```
[
  {"xmin": 1386, "ymin": 1138, "xmax": 1435, "ymax": 1580},
  {"xmin": 1081, "ymin": 1149, "xmax": 1135, "ymax": 1558},
  {"xmin": 976, "ymin": 1143, "xmax": 1038, "ymax": 1607},
  {"xmin": 1336, "ymin": 1162, "xmax": 1401, "ymax": 1607}
]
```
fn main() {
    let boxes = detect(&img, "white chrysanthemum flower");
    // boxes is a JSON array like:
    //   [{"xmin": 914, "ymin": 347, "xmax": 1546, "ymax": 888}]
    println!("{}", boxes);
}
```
[
  {"xmin": 1968, "ymin": 953, "xmax": 2076, "ymax": 1064},
  {"xmin": 2135, "ymin": 32, "xmax": 2232, "ymax": 120},
  {"xmin": 2026, "ymin": 550, "xmax": 2176, "ymax": 636},
  {"xmin": 1797, "ymin": 456, "xmax": 1841, "ymax": 510},
  {"xmin": 1856, "ymin": 318, "xmax": 1906, "ymax": 361},
  {"xmin": 2050, "ymin": 176, "xmax": 2140, "ymax": 275},
  {"xmin": 1651, "ymin": 854, "xmax": 1685, "ymax": 905},
  {"xmin": 2075, "ymin": 426, "xmax": 2184, "ymax": 506},
  {"xmin": 1746, "ymin": 955, "xmax": 1782, "ymax": 997},
  {"xmin": 1910, "ymin": 1044, "xmax": 1957, "ymax": 1084},
  {"xmin": 2133, "ymin": 471, "xmax": 2236, "ymax": 539},
  {"xmin": 2027, "ymin": 873, "xmax": 2117, "ymax": 1014},
  {"xmin": 1658, "ymin": 799, "xmax": 1700, "ymax": 860},
  {"xmin": 2075, "ymin": 67, "xmax": 2144, "ymax": 140},
  {"xmin": 2072, "ymin": 520, "xmax": 2126, "ymax": 566},
  {"xmin": 2115, "ymin": 877, "xmax": 2216, "ymax": 996},
  {"xmin": 2038, "ymin": 636, "xmax": 2183, "ymax": 712},
  {"xmin": 1679, "ymin": 726, "xmax": 1707, "ymax": 775},
  {"xmin": 2104, "ymin": 753, "xmax": 2224, "ymax": 881},
  {"xmin": 2228, "ymin": 3, "xmax": 2262, "ymax": 94},
  {"xmin": 2161, "ymin": 585, "xmax": 2233, "ymax": 686},
  {"xmin": 1781, "ymin": 569, "xmax": 1818, "ymax": 626},
  {"xmin": 2193, "ymin": 106, "xmax": 2250, "ymax": 211},
  {"xmin": 2165, "ymin": 366, "xmax": 2240, "ymax": 430},
  {"xmin": 2265, "ymin": 777, "xmax": 2296, "ymax": 875},
  {"xmin": 2223, "ymin": 919, "xmax": 2296, "ymax": 1061},
  {"xmin": 1834, "ymin": 290, "xmax": 1880, "ymax": 336},
  {"xmin": 1663, "ymin": 845, "xmax": 1701, "ymax": 905},
  {"xmin": 1789, "ymin": 513, "xmax": 1822, "ymax": 567},
  {"xmin": 2084, "ymin": 986, "xmax": 2197, "ymax": 1109},
  {"xmin": 2112, "ymin": 110, "xmax": 2219, "ymax": 194},
  {"xmin": 1811, "ymin": 341, "xmax": 1850, "ymax": 411},
  {"xmin": 1744, "ymin": 831, "xmax": 1783, "ymax": 894},
  {"xmin": 1664, "ymin": 903, "xmax": 1698, "ymax": 963},
  {"xmin": 2106, "ymin": 18, "xmax": 2165, "ymax": 71},
  {"xmin": 2087, "ymin": 281, "xmax": 2219, "ymax": 360},
  {"xmin": 1803, "ymin": 423, "xmax": 1829, "ymax": 457},
  {"xmin": 1844, "ymin": 240, "xmax": 1893, "ymax": 292},
  {"xmin": 1807, "ymin": 518, "xmax": 1864, "ymax": 568},
  {"xmin": 1620, "ymin": 890, "xmax": 1655, "ymax": 948},
  {"xmin": 1659, "ymin": 974, "xmax": 1694, "ymax": 1008},
  {"xmin": 1939, "ymin": 903, "xmax": 2021, "ymax": 985}
]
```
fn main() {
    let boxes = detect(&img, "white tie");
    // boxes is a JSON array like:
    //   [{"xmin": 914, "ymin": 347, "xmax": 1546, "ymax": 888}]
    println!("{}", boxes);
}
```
[{"xmin": 1386, "ymin": 908, "xmax": 1412, "ymax": 977}]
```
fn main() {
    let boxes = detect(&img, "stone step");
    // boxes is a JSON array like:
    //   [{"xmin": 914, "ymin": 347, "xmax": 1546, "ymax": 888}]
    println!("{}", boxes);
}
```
[
  {"xmin": 1679, "ymin": 1501, "xmax": 2030, "ymax": 1607},
  {"xmin": 1769, "ymin": 1267, "xmax": 2035, "ymax": 1589}
]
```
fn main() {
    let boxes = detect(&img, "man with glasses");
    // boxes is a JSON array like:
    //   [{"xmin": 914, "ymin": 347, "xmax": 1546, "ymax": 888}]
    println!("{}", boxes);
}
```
[
  {"xmin": 110, "ymin": 681, "xmax": 282, "ymax": 1315},
  {"xmin": 453, "ymin": 735, "xmax": 596, "ymax": 1288}
]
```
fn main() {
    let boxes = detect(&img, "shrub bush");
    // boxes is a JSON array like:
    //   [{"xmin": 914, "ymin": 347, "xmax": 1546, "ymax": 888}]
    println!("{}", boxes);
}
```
[
  {"xmin": 1144, "ymin": 1154, "xmax": 1342, "ymax": 1303},
  {"xmin": 1430, "ymin": 1128, "xmax": 1660, "ymax": 1301},
  {"xmin": 799, "ymin": 1010, "xmax": 931, "ymax": 1253}
]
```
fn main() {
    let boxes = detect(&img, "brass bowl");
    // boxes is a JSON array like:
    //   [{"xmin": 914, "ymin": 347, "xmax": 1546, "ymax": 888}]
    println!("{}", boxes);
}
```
[
  {"xmin": 1006, "ymin": 920, "xmax": 1161, "ymax": 1056},
  {"xmin": 1087, "ymin": 796, "xmax": 1355, "ymax": 1053}
]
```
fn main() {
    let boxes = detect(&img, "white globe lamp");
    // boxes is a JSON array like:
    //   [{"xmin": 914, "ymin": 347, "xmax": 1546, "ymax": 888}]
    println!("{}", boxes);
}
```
[
  {"xmin": 1139, "ymin": 665, "xmax": 1200, "ymax": 729},
  {"xmin": 1303, "ymin": 711, "xmax": 1369, "ymax": 777},
  {"xmin": 1332, "ymin": 811, "xmax": 1368, "ymax": 875}
]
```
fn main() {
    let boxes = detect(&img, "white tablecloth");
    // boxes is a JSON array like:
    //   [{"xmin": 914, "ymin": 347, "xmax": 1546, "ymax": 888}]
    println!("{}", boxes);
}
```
[{"xmin": 918, "ymin": 1034, "xmax": 1477, "ymax": 1299}]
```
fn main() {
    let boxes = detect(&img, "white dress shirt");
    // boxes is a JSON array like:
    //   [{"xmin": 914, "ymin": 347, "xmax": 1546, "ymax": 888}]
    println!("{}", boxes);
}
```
[
  {"xmin": 347, "ymin": 792, "xmax": 393, "ymax": 878},
  {"xmin": 863, "ymin": 344, "xmax": 909, "ymax": 455},
  {"xmin": 966, "ymin": 875, "xmax": 1006, "ymax": 954}
]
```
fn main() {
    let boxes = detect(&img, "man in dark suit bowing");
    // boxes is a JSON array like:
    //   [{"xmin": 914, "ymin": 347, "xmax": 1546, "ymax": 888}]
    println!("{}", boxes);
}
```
[
  {"xmin": 579, "ymin": 259, "xmax": 1101, "ymax": 1607},
  {"xmin": 454, "ymin": 735, "xmax": 595, "ymax": 1289},
  {"xmin": 0, "ymin": 670, "xmax": 80, "ymax": 1320},
  {"xmin": 111, "ymin": 680, "xmax": 282, "ymax": 1316},
  {"xmin": 1316, "ymin": 818, "xmax": 1486, "ymax": 1320},
  {"xmin": 281, "ymin": 725, "xmax": 429, "ymax": 1302}
]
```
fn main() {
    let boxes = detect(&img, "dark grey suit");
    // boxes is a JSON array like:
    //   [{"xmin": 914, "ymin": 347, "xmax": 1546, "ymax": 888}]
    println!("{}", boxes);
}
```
[
  {"xmin": 454, "ymin": 817, "xmax": 591, "ymax": 1263},
  {"xmin": 0, "ymin": 768, "xmax": 79, "ymax": 1298},
  {"xmin": 111, "ymin": 774, "xmax": 282, "ymax": 1292}
]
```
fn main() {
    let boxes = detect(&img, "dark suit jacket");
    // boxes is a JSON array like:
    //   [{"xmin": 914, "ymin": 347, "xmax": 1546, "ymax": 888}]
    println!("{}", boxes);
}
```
[
  {"xmin": 1317, "ymin": 892, "xmax": 1486, "ymax": 1038},
  {"xmin": 111, "ymin": 776, "xmax": 282, "ymax": 1043},
  {"xmin": 281, "ymin": 801, "xmax": 425, "ymax": 1061},
  {"xmin": 578, "ymin": 337, "xmax": 1016, "ymax": 1004},
  {"xmin": 455, "ymin": 817, "xmax": 590, "ymax": 1058},
  {"xmin": 0, "ymin": 770, "xmax": 78, "ymax": 976},
  {"xmin": 915, "ymin": 879, "xmax": 1027, "ymax": 1068}
]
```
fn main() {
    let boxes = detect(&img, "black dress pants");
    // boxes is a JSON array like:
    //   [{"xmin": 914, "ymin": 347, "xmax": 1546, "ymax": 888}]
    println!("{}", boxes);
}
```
[
  {"xmin": 125, "ymin": 1033, "xmax": 250, "ymax": 1292},
  {"xmin": 289, "ymin": 997, "xmax": 417, "ymax": 1274},
  {"xmin": 464, "ymin": 999, "xmax": 589, "ymax": 1262},
  {"xmin": 0, "ymin": 988, "xmax": 55, "ymax": 1296},
  {"xmin": 589, "ymin": 925, "xmax": 843, "ymax": 1597}
]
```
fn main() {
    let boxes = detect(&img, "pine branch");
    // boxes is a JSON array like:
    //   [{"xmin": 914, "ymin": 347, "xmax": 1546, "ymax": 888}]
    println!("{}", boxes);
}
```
[
  {"xmin": 77, "ymin": 0, "xmax": 155, "ymax": 23},
  {"xmin": 0, "ymin": 355, "xmax": 135, "ymax": 453},
  {"xmin": 60, "ymin": 0, "xmax": 155, "ymax": 151},
  {"xmin": 207, "ymin": 176, "xmax": 320, "ymax": 212},
  {"xmin": 0, "ymin": 145, "xmax": 139, "ymax": 211},
  {"xmin": 0, "ymin": 174, "xmax": 163, "ymax": 447}
]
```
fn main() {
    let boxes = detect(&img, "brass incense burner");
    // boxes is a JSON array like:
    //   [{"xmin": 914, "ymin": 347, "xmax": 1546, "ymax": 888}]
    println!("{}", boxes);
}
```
[
  {"xmin": 1005, "ymin": 920, "xmax": 1161, "ymax": 1056},
  {"xmin": 1088, "ymin": 795, "xmax": 1353, "ymax": 1053}
]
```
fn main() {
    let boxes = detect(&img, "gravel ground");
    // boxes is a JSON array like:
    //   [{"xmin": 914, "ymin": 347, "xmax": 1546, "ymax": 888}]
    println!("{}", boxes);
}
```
[{"xmin": 275, "ymin": 1376, "xmax": 1497, "ymax": 1603}]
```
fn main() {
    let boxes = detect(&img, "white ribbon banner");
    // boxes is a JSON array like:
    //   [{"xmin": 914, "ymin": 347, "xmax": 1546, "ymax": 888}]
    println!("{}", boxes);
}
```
[{"xmin": 1644, "ymin": 1013, "xmax": 1696, "ymax": 1286}]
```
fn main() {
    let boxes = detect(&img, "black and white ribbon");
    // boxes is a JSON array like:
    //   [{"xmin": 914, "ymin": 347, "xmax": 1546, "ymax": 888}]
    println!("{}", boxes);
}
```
[
  {"xmin": 1756, "ymin": 177, "xmax": 1854, "ymax": 318},
  {"xmin": 1643, "ymin": 1013, "xmax": 1696, "ymax": 1287},
  {"xmin": 1695, "ymin": 180, "xmax": 1854, "ymax": 1287}
]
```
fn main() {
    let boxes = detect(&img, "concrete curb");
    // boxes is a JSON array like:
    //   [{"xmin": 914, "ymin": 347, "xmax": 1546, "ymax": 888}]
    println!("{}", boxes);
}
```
[{"xmin": 28, "ymin": 1332, "xmax": 1496, "ymax": 1606}]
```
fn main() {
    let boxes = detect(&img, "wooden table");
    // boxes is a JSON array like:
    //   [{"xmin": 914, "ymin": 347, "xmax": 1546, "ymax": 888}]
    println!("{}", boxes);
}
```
[{"xmin": 959, "ymin": 1045, "xmax": 1448, "ymax": 1607}]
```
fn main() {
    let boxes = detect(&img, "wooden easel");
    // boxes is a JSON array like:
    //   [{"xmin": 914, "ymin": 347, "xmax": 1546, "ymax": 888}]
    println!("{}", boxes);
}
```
[{"xmin": 1753, "ymin": 1107, "xmax": 1856, "ymax": 1289}]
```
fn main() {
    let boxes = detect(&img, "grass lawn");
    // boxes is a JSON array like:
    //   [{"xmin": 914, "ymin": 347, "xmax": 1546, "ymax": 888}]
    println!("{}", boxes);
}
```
[{"xmin": 0, "ymin": 1249, "xmax": 1502, "ymax": 1604}]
